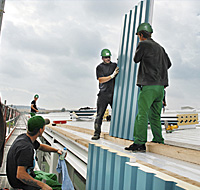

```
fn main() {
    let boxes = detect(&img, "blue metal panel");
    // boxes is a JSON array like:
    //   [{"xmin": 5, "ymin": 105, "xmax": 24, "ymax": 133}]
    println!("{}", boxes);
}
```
[
  {"xmin": 90, "ymin": 145, "xmax": 100, "ymax": 190},
  {"xmin": 110, "ymin": 0, "xmax": 154, "ymax": 140},
  {"xmin": 123, "ymin": 164, "xmax": 138, "ymax": 190},
  {"xmin": 152, "ymin": 176, "xmax": 176, "ymax": 190},
  {"xmin": 136, "ymin": 169, "xmax": 155, "ymax": 190},
  {"xmin": 175, "ymin": 186, "xmax": 185, "ymax": 190},
  {"xmin": 104, "ymin": 151, "xmax": 116, "ymax": 190},
  {"xmin": 85, "ymin": 143, "xmax": 94, "ymax": 190},
  {"xmin": 113, "ymin": 155, "xmax": 130, "ymax": 190},
  {"xmin": 97, "ymin": 148, "xmax": 108, "ymax": 190},
  {"xmin": 86, "ymin": 144, "xmax": 194, "ymax": 190},
  {"xmin": 110, "ymin": 14, "xmax": 127, "ymax": 137}
]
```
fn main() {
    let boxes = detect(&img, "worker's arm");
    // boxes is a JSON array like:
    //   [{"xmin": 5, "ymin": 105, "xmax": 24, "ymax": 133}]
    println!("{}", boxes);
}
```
[
  {"xmin": 134, "ymin": 42, "xmax": 144, "ymax": 63},
  {"xmin": 31, "ymin": 104, "xmax": 39, "ymax": 112},
  {"xmin": 39, "ymin": 144, "xmax": 63, "ymax": 155},
  {"xmin": 17, "ymin": 166, "xmax": 52, "ymax": 190},
  {"xmin": 98, "ymin": 67, "xmax": 119, "ymax": 84},
  {"xmin": 98, "ymin": 76, "xmax": 112, "ymax": 84}
]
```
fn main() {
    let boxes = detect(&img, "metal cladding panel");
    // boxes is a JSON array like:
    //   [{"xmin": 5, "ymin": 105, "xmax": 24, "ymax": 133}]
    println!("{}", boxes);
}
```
[
  {"xmin": 136, "ymin": 169, "xmax": 155, "ymax": 190},
  {"xmin": 96, "ymin": 148, "xmax": 108, "ymax": 190},
  {"xmin": 86, "ymin": 144, "xmax": 188, "ymax": 190},
  {"xmin": 110, "ymin": 0, "xmax": 154, "ymax": 140},
  {"xmin": 85, "ymin": 144, "xmax": 94, "ymax": 190},
  {"xmin": 104, "ymin": 151, "xmax": 116, "ymax": 190},
  {"xmin": 123, "ymin": 164, "xmax": 138, "ymax": 190},
  {"xmin": 152, "ymin": 177, "xmax": 176, "ymax": 190},
  {"xmin": 113, "ymin": 155, "xmax": 130, "ymax": 190}
]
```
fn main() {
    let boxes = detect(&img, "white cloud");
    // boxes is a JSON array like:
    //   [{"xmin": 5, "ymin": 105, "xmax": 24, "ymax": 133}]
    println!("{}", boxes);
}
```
[{"xmin": 0, "ymin": 0, "xmax": 199, "ymax": 110}]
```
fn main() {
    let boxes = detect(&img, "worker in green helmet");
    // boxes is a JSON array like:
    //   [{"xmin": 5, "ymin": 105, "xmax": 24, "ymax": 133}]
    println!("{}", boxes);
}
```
[
  {"xmin": 125, "ymin": 23, "xmax": 172, "ymax": 152},
  {"xmin": 6, "ymin": 116, "xmax": 65, "ymax": 189},
  {"xmin": 30, "ymin": 94, "xmax": 39, "ymax": 117},
  {"xmin": 91, "ymin": 49, "xmax": 119, "ymax": 140}
]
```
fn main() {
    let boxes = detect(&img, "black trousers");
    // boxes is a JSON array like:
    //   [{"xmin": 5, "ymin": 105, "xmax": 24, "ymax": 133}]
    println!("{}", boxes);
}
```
[{"xmin": 94, "ymin": 93, "xmax": 113, "ymax": 135}]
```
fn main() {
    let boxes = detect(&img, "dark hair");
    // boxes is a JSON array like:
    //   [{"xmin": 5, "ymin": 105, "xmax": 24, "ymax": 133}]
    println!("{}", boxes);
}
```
[
  {"xmin": 27, "ymin": 127, "xmax": 43, "ymax": 136},
  {"xmin": 138, "ymin": 30, "xmax": 151, "ymax": 38}
]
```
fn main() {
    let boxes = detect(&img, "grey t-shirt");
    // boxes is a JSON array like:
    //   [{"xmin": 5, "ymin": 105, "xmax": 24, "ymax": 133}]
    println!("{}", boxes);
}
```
[{"xmin": 96, "ymin": 62, "xmax": 117, "ymax": 96}]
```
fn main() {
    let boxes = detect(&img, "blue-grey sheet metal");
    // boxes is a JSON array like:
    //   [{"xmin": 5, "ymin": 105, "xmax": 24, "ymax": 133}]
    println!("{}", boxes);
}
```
[
  {"xmin": 110, "ymin": 0, "xmax": 154, "ymax": 140},
  {"xmin": 86, "ymin": 144, "xmax": 186, "ymax": 190}
]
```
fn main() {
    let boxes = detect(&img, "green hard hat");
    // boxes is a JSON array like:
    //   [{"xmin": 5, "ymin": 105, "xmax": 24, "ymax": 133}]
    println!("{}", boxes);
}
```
[
  {"xmin": 101, "ymin": 49, "xmax": 112, "ymax": 57},
  {"xmin": 136, "ymin": 23, "xmax": 153, "ymax": 35},
  {"xmin": 34, "ymin": 94, "xmax": 39, "ymax": 99},
  {"xmin": 28, "ymin": 116, "xmax": 50, "ymax": 132}
]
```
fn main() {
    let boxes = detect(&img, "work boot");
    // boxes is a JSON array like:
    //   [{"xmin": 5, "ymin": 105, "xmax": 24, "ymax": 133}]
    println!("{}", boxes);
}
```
[
  {"xmin": 124, "ymin": 143, "xmax": 146, "ymax": 152},
  {"xmin": 91, "ymin": 135, "xmax": 100, "ymax": 140},
  {"xmin": 91, "ymin": 123, "xmax": 101, "ymax": 140}
]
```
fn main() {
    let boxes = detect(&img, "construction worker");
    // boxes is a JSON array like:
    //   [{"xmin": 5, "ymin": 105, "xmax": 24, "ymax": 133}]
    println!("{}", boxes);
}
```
[
  {"xmin": 125, "ymin": 23, "xmax": 172, "ymax": 152},
  {"xmin": 91, "ymin": 49, "xmax": 119, "ymax": 140},
  {"xmin": 30, "ymin": 94, "xmax": 39, "ymax": 117},
  {"xmin": 6, "ymin": 116, "xmax": 66, "ymax": 190}
]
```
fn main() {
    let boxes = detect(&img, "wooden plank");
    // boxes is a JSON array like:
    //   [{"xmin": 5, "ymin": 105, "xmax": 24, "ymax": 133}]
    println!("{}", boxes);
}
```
[
  {"xmin": 48, "ymin": 125, "xmax": 91, "ymax": 148},
  {"xmin": 48, "ymin": 124, "xmax": 107, "ymax": 137},
  {"xmin": 48, "ymin": 124, "xmax": 200, "ymax": 165},
  {"xmin": 146, "ymin": 142, "xmax": 200, "ymax": 165},
  {"xmin": 47, "ymin": 126, "xmax": 200, "ymax": 188}
]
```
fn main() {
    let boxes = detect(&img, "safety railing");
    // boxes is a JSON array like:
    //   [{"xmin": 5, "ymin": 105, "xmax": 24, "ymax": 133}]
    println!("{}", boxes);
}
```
[{"xmin": 1, "ymin": 101, "xmax": 21, "ymax": 140}]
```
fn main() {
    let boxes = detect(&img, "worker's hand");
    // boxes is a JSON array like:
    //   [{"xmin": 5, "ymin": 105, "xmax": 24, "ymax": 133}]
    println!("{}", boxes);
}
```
[
  {"xmin": 57, "ymin": 149, "xmax": 62, "ymax": 155},
  {"xmin": 57, "ymin": 149, "xmax": 67, "ymax": 158},
  {"xmin": 41, "ymin": 183, "xmax": 53, "ymax": 190},
  {"xmin": 110, "ymin": 67, "xmax": 119, "ymax": 79},
  {"xmin": 61, "ymin": 149, "xmax": 67, "ymax": 158}
]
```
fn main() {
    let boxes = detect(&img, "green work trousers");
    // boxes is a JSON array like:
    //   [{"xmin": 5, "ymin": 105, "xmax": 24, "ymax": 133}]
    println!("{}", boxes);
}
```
[
  {"xmin": 30, "ymin": 112, "xmax": 36, "ymax": 117},
  {"xmin": 134, "ymin": 85, "xmax": 164, "ymax": 144}
]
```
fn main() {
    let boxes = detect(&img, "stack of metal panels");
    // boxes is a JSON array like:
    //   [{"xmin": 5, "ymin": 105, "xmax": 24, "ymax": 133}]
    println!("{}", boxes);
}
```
[{"xmin": 110, "ymin": 0, "xmax": 154, "ymax": 140}]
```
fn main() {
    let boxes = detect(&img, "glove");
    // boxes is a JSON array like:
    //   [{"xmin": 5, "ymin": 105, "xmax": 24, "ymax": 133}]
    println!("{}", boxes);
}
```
[{"xmin": 110, "ymin": 67, "xmax": 119, "ymax": 79}]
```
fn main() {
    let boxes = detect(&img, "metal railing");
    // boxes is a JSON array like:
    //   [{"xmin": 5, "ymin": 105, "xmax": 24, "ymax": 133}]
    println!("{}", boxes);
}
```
[{"xmin": 1, "ymin": 101, "xmax": 21, "ymax": 140}]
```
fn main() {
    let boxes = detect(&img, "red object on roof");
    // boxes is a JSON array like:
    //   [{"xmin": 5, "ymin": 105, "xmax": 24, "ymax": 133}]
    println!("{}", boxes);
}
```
[{"xmin": 53, "ymin": 120, "xmax": 67, "ymax": 124}]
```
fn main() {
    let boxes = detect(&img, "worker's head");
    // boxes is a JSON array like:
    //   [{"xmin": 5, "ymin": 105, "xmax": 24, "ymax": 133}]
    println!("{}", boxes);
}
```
[
  {"xmin": 136, "ymin": 23, "xmax": 153, "ymax": 40},
  {"xmin": 34, "ymin": 94, "xmax": 39, "ymax": 101},
  {"xmin": 101, "ymin": 49, "xmax": 111, "ymax": 64},
  {"xmin": 27, "ymin": 116, "xmax": 50, "ymax": 136}
]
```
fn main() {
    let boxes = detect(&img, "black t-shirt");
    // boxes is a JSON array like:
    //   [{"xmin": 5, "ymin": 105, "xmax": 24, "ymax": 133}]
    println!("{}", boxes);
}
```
[
  {"xmin": 6, "ymin": 133, "xmax": 40, "ymax": 188},
  {"xmin": 31, "ymin": 100, "xmax": 38, "ymax": 113},
  {"xmin": 96, "ymin": 62, "xmax": 117, "ymax": 96}
]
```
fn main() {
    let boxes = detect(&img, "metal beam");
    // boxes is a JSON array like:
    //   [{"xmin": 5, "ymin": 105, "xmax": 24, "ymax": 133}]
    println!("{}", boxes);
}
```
[{"xmin": 0, "ymin": 0, "xmax": 5, "ymax": 35}]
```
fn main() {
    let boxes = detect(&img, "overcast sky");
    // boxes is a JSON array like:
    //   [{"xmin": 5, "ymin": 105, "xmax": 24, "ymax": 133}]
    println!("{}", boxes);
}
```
[{"xmin": 0, "ymin": 0, "xmax": 200, "ymax": 110}]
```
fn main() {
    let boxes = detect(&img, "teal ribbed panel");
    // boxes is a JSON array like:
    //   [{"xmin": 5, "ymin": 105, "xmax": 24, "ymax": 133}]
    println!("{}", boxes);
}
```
[
  {"xmin": 152, "ymin": 177, "xmax": 177, "ymax": 190},
  {"xmin": 123, "ymin": 164, "xmax": 138, "ymax": 190},
  {"xmin": 136, "ymin": 169, "xmax": 154, "ymax": 190},
  {"xmin": 113, "ymin": 155, "xmax": 130, "ymax": 190},
  {"xmin": 110, "ymin": 0, "xmax": 154, "ymax": 140},
  {"xmin": 86, "ymin": 144, "xmax": 192, "ymax": 190},
  {"xmin": 104, "ymin": 151, "xmax": 116, "ymax": 190},
  {"xmin": 96, "ymin": 148, "xmax": 108, "ymax": 190},
  {"xmin": 90, "ymin": 145, "xmax": 100, "ymax": 190},
  {"xmin": 175, "ymin": 186, "xmax": 185, "ymax": 190},
  {"xmin": 85, "ymin": 143, "xmax": 94, "ymax": 190}
]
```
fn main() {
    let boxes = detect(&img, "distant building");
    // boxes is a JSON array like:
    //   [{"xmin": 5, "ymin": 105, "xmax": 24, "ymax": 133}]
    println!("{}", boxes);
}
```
[{"xmin": 181, "ymin": 106, "xmax": 195, "ymax": 110}]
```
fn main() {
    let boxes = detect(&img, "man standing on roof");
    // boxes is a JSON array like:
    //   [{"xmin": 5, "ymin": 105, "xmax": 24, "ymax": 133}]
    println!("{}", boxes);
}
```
[
  {"xmin": 125, "ymin": 23, "xmax": 172, "ymax": 152},
  {"xmin": 91, "ymin": 49, "xmax": 119, "ymax": 140},
  {"xmin": 30, "ymin": 94, "xmax": 39, "ymax": 117},
  {"xmin": 6, "ymin": 116, "xmax": 66, "ymax": 190}
]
